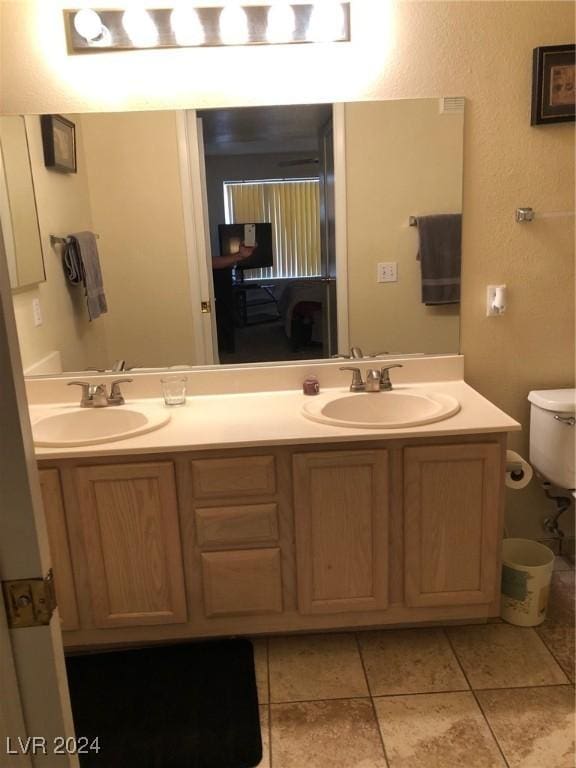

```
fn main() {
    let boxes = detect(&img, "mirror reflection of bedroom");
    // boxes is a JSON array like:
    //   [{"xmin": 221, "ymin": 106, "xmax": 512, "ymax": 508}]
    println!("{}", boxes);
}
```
[{"xmin": 199, "ymin": 104, "xmax": 337, "ymax": 364}]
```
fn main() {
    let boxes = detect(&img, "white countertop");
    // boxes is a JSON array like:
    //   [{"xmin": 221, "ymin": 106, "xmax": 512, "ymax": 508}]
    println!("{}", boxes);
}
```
[{"xmin": 32, "ymin": 380, "xmax": 521, "ymax": 460}]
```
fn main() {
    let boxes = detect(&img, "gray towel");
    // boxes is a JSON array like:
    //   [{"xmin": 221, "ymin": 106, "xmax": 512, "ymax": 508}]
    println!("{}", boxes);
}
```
[
  {"xmin": 66, "ymin": 232, "xmax": 108, "ymax": 320},
  {"xmin": 416, "ymin": 214, "xmax": 462, "ymax": 305}
]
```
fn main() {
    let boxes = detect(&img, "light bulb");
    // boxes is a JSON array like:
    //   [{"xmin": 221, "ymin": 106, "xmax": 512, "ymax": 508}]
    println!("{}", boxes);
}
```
[
  {"xmin": 170, "ymin": 6, "xmax": 205, "ymax": 46},
  {"xmin": 219, "ymin": 4, "xmax": 249, "ymax": 46},
  {"xmin": 266, "ymin": 3, "xmax": 296, "ymax": 44},
  {"xmin": 122, "ymin": 8, "xmax": 159, "ymax": 48},
  {"xmin": 307, "ymin": 1, "xmax": 345, "ymax": 43},
  {"xmin": 73, "ymin": 9, "xmax": 103, "ymax": 42}
]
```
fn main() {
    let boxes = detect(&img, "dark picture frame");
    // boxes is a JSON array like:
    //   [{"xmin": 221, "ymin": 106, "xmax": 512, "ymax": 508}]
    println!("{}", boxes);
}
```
[
  {"xmin": 40, "ymin": 115, "xmax": 77, "ymax": 172},
  {"xmin": 531, "ymin": 44, "xmax": 575, "ymax": 125}
]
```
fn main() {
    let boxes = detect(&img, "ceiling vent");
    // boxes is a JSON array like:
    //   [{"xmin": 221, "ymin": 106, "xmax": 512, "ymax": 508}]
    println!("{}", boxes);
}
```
[{"xmin": 439, "ymin": 97, "xmax": 465, "ymax": 114}]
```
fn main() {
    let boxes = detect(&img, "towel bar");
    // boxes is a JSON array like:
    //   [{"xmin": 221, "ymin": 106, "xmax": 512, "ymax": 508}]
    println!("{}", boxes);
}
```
[
  {"xmin": 50, "ymin": 234, "xmax": 100, "ymax": 247},
  {"xmin": 409, "ymin": 216, "xmax": 417, "ymax": 227},
  {"xmin": 515, "ymin": 207, "xmax": 575, "ymax": 223}
]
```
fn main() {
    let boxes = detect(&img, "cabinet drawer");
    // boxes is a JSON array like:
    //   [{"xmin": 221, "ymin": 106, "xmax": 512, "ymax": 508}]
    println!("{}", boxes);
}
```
[
  {"xmin": 196, "ymin": 503, "xmax": 278, "ymax": 549},
  {"xmin": 191, "ymin": 456, "xmax": 276, "ymax": 499},
  {"xmin": 201, "ymin": 549, "xmax": 283, "ymax": 617}
]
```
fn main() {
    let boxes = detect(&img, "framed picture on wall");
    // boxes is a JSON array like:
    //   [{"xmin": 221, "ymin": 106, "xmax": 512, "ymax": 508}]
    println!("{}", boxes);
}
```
[
  {"xmin": 40, "ymin": 115, "xmax": 77, "ymax": 172},
  {"xmin": 531, "ymin": 44, "xmax": 575, "ymax": 125}
]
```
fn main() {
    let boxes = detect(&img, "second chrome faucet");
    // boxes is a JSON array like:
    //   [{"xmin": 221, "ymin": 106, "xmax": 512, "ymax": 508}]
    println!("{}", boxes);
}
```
[{"xmin": 340, "ymin": 364, "xmax": 403, "ymax": 393}]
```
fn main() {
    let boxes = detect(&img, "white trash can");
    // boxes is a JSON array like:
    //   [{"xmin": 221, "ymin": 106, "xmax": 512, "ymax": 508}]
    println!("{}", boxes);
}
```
[{"xmin": 500, "ymin": 538, "xmax": 555, "ymax": 627}]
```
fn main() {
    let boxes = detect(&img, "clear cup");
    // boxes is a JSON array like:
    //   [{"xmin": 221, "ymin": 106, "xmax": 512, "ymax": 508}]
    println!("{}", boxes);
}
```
[{"xmin": 160, "ymin": 375, "xmax": 187, "ymax": 406}]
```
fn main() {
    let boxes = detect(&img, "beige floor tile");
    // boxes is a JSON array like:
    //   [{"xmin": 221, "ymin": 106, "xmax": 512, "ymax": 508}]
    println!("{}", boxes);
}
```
[
  {"xmin": 252, "ymin": 639, "xmax": 269, "ymax": 704},
  {"xmin": 358, "ymin": 628, "xmax": 468, "ymax": 695},
  {"xmin": 477, "ymin": 686, "xmax": 575, "ymax": 768},
  {"xmin": 374, "ymin": 691, "xmax": 506, "ymax": 768},
  {"xmin": 537, "ymin": 571, "xmax": 575, "ymax": 681},
  {"xmin": 269, "ymin": 633, "xmax": 368, "ymax": 702},
  {"xmin": 271, "ymin": 699, "xmax": 387, "ymax": 768},
  {"xmin": 257, "ymin": 705, "xmax": 270, "ymax": 768},
  {"xmin": 447, "ymin": 624, "xmax": 568, "ymax": 689}
]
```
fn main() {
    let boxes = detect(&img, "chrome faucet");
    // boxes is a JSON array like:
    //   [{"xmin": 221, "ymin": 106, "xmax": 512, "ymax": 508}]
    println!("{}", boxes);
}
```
[
  {"xmin": 68, "ymin": 378, "xmax": 133, "ymax": 407},
  {"xmin": 340, "ymin": 364, "xmax": 403, "ymax": 393}
]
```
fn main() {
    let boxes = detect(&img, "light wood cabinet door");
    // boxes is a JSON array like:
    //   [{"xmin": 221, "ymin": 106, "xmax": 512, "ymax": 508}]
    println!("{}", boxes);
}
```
[
  {"xmin": 74, "ymin": 462, "xmax": 187, "ymax": 628},
  {"xmin": 39, "ymin": 469, "xmax": 80, "ymax": 631},
  {"xmin": 201, "ymin": 548, "xmax": 283, "ymax": 617},
  {"xmin": 293, "ymin": 450, "xmax": 390, "ymax": 614},
  {"xmin": 404, "ymin": 443, "xmax": 502, "ymax": 607}
]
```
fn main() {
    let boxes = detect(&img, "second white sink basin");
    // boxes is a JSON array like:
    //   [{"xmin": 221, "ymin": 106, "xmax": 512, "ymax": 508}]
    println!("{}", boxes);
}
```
[
  {"xmin": 302, "ymin": 390, "xmax": 460, "ymax": 429},
  {"xmin": 32, "ymin": 406, "xmax": 171, "ymax": 447}
]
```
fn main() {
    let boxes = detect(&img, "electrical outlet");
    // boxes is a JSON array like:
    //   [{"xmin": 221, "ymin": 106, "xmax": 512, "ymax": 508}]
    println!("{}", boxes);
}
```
[
  {"xmin": 377, "ymin": 262, "xmax": 398, "ymax": 283},
  {"xmin": 32, "ymin": 298, "xmax": 43, "ymax": 327}
]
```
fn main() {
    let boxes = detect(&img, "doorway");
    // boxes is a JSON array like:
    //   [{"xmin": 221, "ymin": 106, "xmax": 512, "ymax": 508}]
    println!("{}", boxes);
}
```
[{"xmin": 197, "ymin": 104, "xmax": 338, "ymax": 364}]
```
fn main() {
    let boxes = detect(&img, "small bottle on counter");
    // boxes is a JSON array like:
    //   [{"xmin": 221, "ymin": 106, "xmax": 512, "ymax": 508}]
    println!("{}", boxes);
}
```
[{"xmin": 302, "ymin": 375, "xmax": 320, "ymax": 396}]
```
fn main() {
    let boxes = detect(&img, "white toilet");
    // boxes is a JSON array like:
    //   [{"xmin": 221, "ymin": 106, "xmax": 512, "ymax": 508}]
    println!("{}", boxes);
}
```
[{"xmin": 528, "ymin": 388, "xmax": 575, "ymax": 492}]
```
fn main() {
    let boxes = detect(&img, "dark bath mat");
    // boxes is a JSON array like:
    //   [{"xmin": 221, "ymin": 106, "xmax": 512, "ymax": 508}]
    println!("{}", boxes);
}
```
[{"xmin": 65, "ymin": 639, "xmax": 262, "ymax": 768}]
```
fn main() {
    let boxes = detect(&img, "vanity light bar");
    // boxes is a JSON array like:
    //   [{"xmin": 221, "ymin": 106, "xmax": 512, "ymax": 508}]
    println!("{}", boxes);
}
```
[{"xmin": 64, "ymin": 4, "xmax": 351, "ymax": 53}]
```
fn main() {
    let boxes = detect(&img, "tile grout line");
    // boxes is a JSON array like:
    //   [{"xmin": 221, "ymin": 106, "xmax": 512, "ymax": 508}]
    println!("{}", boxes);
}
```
[
  {"xmin": 442, "ymin": 628, "xmax": 512, "ymax": 768},
  {"xmin": 354, "ymin": 631, "xmax": 392, "ymax": 768}
]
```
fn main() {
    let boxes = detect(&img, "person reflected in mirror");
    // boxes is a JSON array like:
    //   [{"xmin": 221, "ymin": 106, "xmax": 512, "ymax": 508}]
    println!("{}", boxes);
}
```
[{"xmin": 212, "ymin": 243, "xmax": 255, "ymax": 355}]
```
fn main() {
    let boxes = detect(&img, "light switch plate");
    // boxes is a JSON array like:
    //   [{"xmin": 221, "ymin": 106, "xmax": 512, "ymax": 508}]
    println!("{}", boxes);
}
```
[
  {"xmin": 377, "ymin": 262, "xmax": 398, "ymax": 283},
  {"xmin": 32, "ymin": 298, "xmax": 43, "ymax": 327}
]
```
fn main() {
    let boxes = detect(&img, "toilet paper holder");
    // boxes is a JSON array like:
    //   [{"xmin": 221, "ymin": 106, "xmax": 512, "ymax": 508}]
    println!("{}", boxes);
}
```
[{"xmin": 506, "ymin": 459, "xmax": 525, "ymax": 480}]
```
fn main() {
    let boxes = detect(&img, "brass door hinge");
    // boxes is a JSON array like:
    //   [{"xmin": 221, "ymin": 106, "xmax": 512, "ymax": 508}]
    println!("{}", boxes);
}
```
[
  {"xmin": 2, "ymin": 569, "xmax": 57, "ymax": 628},
  {"xmin": 201, "ymin": 300, "xmax": 212, "ymax": 314}
]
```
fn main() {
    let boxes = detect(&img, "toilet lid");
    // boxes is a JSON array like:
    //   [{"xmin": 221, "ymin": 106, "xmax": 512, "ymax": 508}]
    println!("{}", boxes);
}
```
[{"xmin": 528, "ymin": 388, "xmax": 576, "ymax": 413}]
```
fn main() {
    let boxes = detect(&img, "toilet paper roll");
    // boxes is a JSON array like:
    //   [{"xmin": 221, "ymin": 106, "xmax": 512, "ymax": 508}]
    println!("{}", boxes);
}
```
[{"xmin": 505, "ymin": 450, "xmax": 533, "ymax": 490}]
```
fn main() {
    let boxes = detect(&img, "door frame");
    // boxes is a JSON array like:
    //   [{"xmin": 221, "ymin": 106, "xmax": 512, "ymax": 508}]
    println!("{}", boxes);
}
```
[
  {"xmin": 332, "ymin": 103, "xmax": 350, "ymax": 355},
  {"xmin": 176, "ymin": 110, "xmax": 218, "ymax": 365},
  {"xmin": 184, "ymin": 103, "xmax": 351, "ymax": 361},
  {"xmin": 0, "ymin": 220, "xmax": 77, "ymax": 766}
]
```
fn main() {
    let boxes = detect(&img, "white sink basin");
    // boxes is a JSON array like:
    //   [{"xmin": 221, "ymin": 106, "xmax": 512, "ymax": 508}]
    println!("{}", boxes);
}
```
[
  {"xmin": 302, "ymin": 390, "xmax": 460, "ymax": 429},
  {"xmin": 32, "ymin": 406, "xmax": 171, "ymax": 447}
]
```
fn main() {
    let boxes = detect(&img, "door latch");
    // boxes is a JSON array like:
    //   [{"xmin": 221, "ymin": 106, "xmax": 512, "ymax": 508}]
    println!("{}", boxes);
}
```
[
  {"xmin": 200, "ymin": 300, "xmax": 212, "ymax": 314},
  {"xmin": 2, "ymin": 570, "xmax": 57, "ymax": 628}
]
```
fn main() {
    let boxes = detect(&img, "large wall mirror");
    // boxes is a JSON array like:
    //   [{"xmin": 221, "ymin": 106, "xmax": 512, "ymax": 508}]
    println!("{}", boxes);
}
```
[{"xmin": 4, "ymin": 97, "xmax": 464, "ymax": 376}]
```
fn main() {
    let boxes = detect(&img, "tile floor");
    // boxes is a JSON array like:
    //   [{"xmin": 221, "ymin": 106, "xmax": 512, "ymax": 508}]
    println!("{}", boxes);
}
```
[{"xmin": 252, "ymin": 563, "xmax": 575, "ymax": 767}]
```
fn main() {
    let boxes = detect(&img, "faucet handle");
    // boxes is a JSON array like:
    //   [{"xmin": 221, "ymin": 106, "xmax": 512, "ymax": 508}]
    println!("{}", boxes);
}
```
[
  {"xmin": 108, "ymin": 377, "xmax": 133, "ymax": 405},
  {"xmin": 379, "ymin": 364, "xmax": 403, "ymax": 391},
  {"xmin": 339, "ymin": 366, "xmax": 365, "ymax": 392},
  {"xmin": 68, "ymin": 381, "xmax": 93, "ymax": 407}
]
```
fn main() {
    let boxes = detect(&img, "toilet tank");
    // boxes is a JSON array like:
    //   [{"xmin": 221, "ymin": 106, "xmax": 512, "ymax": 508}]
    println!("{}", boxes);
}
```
[{"xmin": 528, "ymin": 389, "xmax": 575, "ymax": 490}]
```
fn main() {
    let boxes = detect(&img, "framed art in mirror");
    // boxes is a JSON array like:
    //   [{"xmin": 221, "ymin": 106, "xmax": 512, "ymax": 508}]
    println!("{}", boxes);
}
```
[{"xmin": 40, "ymin": 115, "xmax": 77, "ymax": 173}]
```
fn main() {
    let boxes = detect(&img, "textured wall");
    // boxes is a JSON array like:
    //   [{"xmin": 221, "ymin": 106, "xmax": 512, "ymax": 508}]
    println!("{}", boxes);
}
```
[
  {"xmin": 345, "ymin": 98, "xmax": 463, "ymax": 356},
  {"xmin": 81, "ymin": 111, "xmax": 197, "ymax": 369},
  {"xmin": 12, "ymin": 116, "xmax": 109, "ymax": 372},
  {"xmin": 1, "ymin": 1, "xmax": 574, "ymax": 536}
]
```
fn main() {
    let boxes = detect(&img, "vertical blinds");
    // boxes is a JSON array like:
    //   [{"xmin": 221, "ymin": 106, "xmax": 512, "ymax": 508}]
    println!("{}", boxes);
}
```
[{"xmin": 223, "ymin": 178, "xmax": 321, "ymax": 279}]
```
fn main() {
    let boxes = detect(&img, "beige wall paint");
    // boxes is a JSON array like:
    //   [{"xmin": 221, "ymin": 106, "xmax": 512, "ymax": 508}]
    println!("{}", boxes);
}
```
[
  {"xmin": 345, "ymin": 98, "xmax": 462, "ymax": 355},
  {"xmin": 80, "ymin": 111, "xmax": 196, "ymax": 368},
  {"xmin": 1, "ymin": 1, "xmax": 574, "ymax": 536},
  {"xmin": 12, "ymin": 115, "xmax": 109, "ymax": 372}
]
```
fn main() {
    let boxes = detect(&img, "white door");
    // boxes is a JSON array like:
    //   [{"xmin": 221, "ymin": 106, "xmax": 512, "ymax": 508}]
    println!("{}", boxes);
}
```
[
  {"xmin": 0, "ymin": 223, "xmax": 77, "ymax": 766},
  {"xmin": 176, "ymin": 111, "xmax": 218, "ymax": 365}
]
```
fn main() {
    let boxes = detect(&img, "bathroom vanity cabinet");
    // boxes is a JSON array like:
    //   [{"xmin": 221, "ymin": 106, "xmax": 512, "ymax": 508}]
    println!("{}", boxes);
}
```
[{"xmin": 38, "ymin": 434, "xmax": 505, "ymax": 649}]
